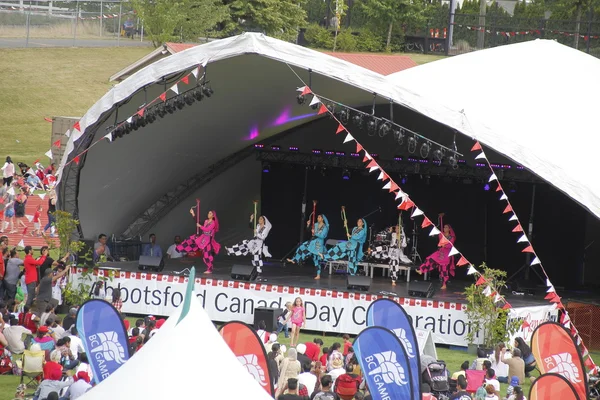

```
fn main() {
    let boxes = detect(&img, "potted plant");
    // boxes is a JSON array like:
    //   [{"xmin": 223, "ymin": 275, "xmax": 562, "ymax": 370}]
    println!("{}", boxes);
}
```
[{"xmin": 464, "ymin": 263, "xmax": 520, "ymax": 355}]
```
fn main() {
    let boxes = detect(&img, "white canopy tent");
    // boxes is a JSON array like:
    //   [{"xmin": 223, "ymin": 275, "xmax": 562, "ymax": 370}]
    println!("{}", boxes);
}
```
[{"xmin": 79, "ymin": 289, "xmax": 273, "ymax": 400}]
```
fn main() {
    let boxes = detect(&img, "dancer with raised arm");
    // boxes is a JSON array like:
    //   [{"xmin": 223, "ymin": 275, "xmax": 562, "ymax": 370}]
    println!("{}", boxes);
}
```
[
  {"xmin": 287, "ymin": 202, "xmax": 329, "ymax": 280},
  {"xmin": 177, "ymin": 205, "xmax": 221, "ymax": 274},
  {"xmin": 226, "ymin": 202, "xmax": 272, "ymax": 275},
  {"xmin": 321, "ymin": 217, "xmax": 367, "ymax": 275},
  {"xmin": 417, "ymin": 213, "xmax": 456, "ymax": 289}
]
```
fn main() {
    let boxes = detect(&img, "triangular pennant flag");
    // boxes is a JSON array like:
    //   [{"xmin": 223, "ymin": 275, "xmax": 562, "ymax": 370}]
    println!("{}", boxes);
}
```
[
  {"xmin": 104, "ymin": 132, "xmax": 113, "ymax": 142},
  {"xmin": 343, "ymin": 133, "xmax": 354, "ymax": 143},
  {"xmin": 475, "ymin": 151, "xmax": 487, "ymax": 160},
  {"xmin": 369, "ymin": 166, "xmax": 379, "ymax": 172},
  {"xmin": 503, "ymin": 204, "xmax": 513, "ymax": 214},
  {"xmin": 38, "ymin": 193, "xmax": 46, "ymax": 200},
  {"xmin": 512, "ymin": 224, "xmax": 523, "ymax": 232},
  {"xmin": 159, "ymin": 92, "xmax": 167, "ymax": 102},
  {"xmin": 25, "ymin": 215, "xmax": 33, "ymax": 222},
  {"xmin": 395, "ymin": 190, "xmax": 405, "ymax": 200},
  {"xmin": 73, "ymin": 121, "xmax": 81, "ymax": 132},
  {"xmin": 488, "ymin": 173, "xmax": 498, "ymax": 182},
  {"xmin": 438, "ymin": 235, "xmax": 450, "ymax": 247},
  {"xmin": 309, "ymin": 95, "xmax": 321, "ymax": 107},
  {"xmin": 356, "ymin": 143, "xmax": 363, "ymax": 153},
  {"xmin": 502, "ymin": 302, "xmax": 512, "ymax": 310},
  {"xmin": 7, "ymin": 187, "xmax": 15, "ymax": 196},
  {"xmin": 382, "ymin": 181, "xmax": 392, "ymax": 190},
  {"xmin": 45, "ymin": 149, "xmax": 53, "ymax": 159},
  {"xmin": 448, "ymin": 246, "xmax": 460, "ymax": 256},
  {"xmin": 546, "ymin": 278, "xmax": 552, "ymax": 287},
  {"xmin": 181, "ymin": 75, "xmax": 189, "ymax": 85},
  {"xmin": 137, "ymin": 108, "xmax": 145, "ymax": 117},
  {"xmin": 382, "ymin": 173, "xmax": 390, "ymax": 182},
  {"xmin": 301, "ymin": 86, "xmax": 312, "ymax": 96},
  {"xmin": 296, "ymin": 86, "xmax": 306, "ymax": 92},
  {"xmin": 482, "ymin": 286, "xmax": 492, "ymax": 296},
  {"xmin": 429, "ymin": 226, "xmax": 441, "ymax": 236},
  {"xmin": 317, "ymin": 104, "xmax": 328, "ymax": 115},
  {"xmin": 26, "ymin": 168, "xmax": 35, "ymax": 176},
  {"xmin": 517, "ymin": 234, "xmax": 528, "ymax": 243},
  {"xmin": 550, "ymin": 295, "xmax": 561, "ymax": 304},
  {"xmin": 467, "ymin": 265, "xmax": 477, "ymax": 275},
  {"xmin": 475, "ymin": 276, "xmax": 486, "ymax": 286},
  {"xmin": 544, "ymin": 292, "xmax": 558, "ymax": 301},
  {"xmin": 499, "ymin": 193, "xmax": 508, "ymax": 201},
  {"xmin": 421, "ymin": 217, "xmax": 433, "ymax": 228},
  {"xmin": 547, "ymin": 286, "xmax": 555, "ymax": 293},
  {"xmin": 363, "ymin": 155, "xmax": 369, "ymax": 162},
  {"xmin": 411, "ymin": 208, "xmax": 424, "ymax": 218},
  {"xmin": 521, "ymin": 320, "xmax": 531, "ymax": 329},
  {"xmin": 191, "ymin": 66, "xmax": 199, "ymax": 79},
  {"xmin": 53, "ymin": 139, "xmax": 61, "ymax": 148},
  {"xmin": 402, "ymin": 198, "xmax": 416, "ymax": 211},
  {"xmin": 494, "ymin": 293, "xmax": 502, "ymax": 303},
  {"xmin": 388, "ymin": 181, "xmax": 399, "ymax": 193},
  {"xmin": 366, "ymin": 160, "xmax": 378, "ymax": 169},
  {"xmin": 522, "ymin": 245, "xmax": 534, "ymax": 253},
  {"xmin": 336, "ymin": 124, "xmax": 345, "ymax": 134},
  {"xmin": 457, "ymin": 256, "xmax": 469, "ymax": 267},
  {"xmin": 509, "ymin": 214, "xmax": 518, "ymax": 221},
  {"xmin": 170, "ymin": 83, "xmax": 179, "ymax": 95},
  {"xmin": 73, "ymin": 155, "xmax": 80, "ymax": 165},
  {"xmin": 22, "ymin": 227, "xmax": 28, "ymax": 236},
  {"xmin": 126, "ymin": 116, "xmax": 133, "ymax": 124},
  {"xmin": 496, "ymin": 184, "xmax": 502, "ymax": 192},
  {"xmin": 377, "ymin": 171, "xmax": 385, "ymax": 181},
  {"xmin": 530, "ymin": 256, "xmax": 541, "ymax": 266},
  {"xmin": 17, "ymin": 239, "xmax": 24, "ymax": 248},
  {"xmin": 471, "ymin": 142, "xmax": 482, "ymax": 151},
  {"xmin": 564, "ymin": 320, "xmax": 571, "ymax": 329},
  {"xmin": 65, "ymin": 129, "xmax": 71, "ymax": 138}
]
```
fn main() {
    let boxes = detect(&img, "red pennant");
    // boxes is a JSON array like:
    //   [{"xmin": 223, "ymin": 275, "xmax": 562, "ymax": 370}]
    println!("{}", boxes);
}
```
[
  {"xmin": 356, "ymin": 143, "xmax": 363, "ymax": 152},
  {"xmin": 421, "ymin": 217, "xmax": 433, "ymax": 228},
  {"xmin": 73, "ymin": 155, "xmax": 80, "ymax": 165},
  {"xmin": 544, "ymin": 292, "xmax": 557, "ymax": 301},
  {"xmin": 137, "ymin": 108, "xmax": 145, "ymax": 117},
  {"xmin": 52, "ymin": 140, "xmax": 61, "ymax": 148},
  {"xmin": 22, "ymin": 227, "xmax": 28, "ymax": 236},
  {"xmin": 398, "ymin": 198, "xmax": 415, "ymax": 211},
  {"xmin": 522, "ymin": 245, "xmax": 534, "ymax": 253},
  {"xmin": 317, "ymin": 104, "xmax": 328, "ymax": 115},
  {"xmin": 512, "ymin": 224, "xmax": 523, "ymax": 233},
  {"xmin": 388, "ymin": 181, "xmax": 399, "ymax": 193},
  {"xmin": 159, "ymin": 92, "xmax": 167, "ymax": 102},
  {"xmin": 550, "ymin": 295, "xmax": 562, "ymax": 304},
  {"xmin": 502, "ymin": 302, "xmax": 512, "ymax": 310},
  {"xmin": 503, "ymin": 204, "xmax": 513, "ymax": 214},
  {"xmin": 475, "ymin": 276, "xmax": 486, "ymax": 286},
  {"xmin": 457, "ymin": 256, "xmax": 469, "ymax": 266},
  {"xmin": 44, "ymin": 117, "xmax": 53, "ymax": 123},
  {"xmin": 490, "ymin": 291, "xmax": 497, "ymax": 299},
  {"xmin": 301, "ymin": 86, "xmax": 312, "ymax": 96},
  {"xmin": 496, "ymin": 184, "xmax": 503, "ymax": 192},
  {"xmin": 336, "ymin": 124, "xmax": 345, "ymax": 134},
  {"xmin": 521, "ymin": 320, "xmax": 530, "ymax": 329},
  {"xmin": 471, "ymin": 142, "xmax": 482, "ymax": 151},
  {"xmin": 34, "ymin": 159, "xmax": 40, "ymax": 165},
  {"xmin": 366, "ymin": 160, "xmax": 378, "ymax": 169},
  {"xmin": 585, "ymin": 357, "xmax": 596, "ymax": 370},
  {"xmin": 438, "ymin": 235, "xmax": 450, "ymax": 247},
  {"xmin": 363, "ymin": 155, "xmax": 369, "ymax": 162},
  {"xmin": 181, "ymin": 75, "xmax": 189, "ymax": 85},
  {"xmin": 382, "ymin": 173, "xmax": 389, "ymax": 182},
  {"xmin": 73, "ymin": 121, "xmax": 81, "ymax": 132}
]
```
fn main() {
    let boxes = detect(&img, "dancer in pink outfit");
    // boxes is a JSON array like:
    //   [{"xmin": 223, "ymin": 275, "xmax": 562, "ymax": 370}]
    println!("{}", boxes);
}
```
[
  {"xmin": 418, "ymin": 217, "xmax": 456, "ymax": 290},
  {"xmin": 177, "ymin": 208, "xmax": 221, "ymax": 274}
]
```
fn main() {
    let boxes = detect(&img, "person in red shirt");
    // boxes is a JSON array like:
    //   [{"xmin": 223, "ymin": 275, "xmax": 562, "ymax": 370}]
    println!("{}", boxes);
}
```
[
  {"xmin": 303, "ymin": 338, "xmax": 323, "ymax": 362},
  {"xmin": 32, "ymin": 205, "xmax": 43, "ymax": 237},
  {"xmin": 320, "ymin": 347, "xmax": 328, "ymax": 368},
  {"xmin": 18, "ymin": 306, "xmax": 38, "ymax": 333},
  {"xmin": 23, "ymin": 245, "xmax": 46, "ymax": 307},
  {"xmin": 342, "ymin": 334, "xmax": 352, "ymax": 356}
]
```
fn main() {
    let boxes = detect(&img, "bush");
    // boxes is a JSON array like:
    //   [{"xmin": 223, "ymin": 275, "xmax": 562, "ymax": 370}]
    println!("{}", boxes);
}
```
[
  {"xmin": 335, "ymin": 30, "xmax": 357, "ymax": 51},
  {"xmin": 354, "ymin": 29, "xmax": 384, "ymax": 52},
  {"xmin": 304, "ymin": 23, "xmax": 334, "ymax": 50}
]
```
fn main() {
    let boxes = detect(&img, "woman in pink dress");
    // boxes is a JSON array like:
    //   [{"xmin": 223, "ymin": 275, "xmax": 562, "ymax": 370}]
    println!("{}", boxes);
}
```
[
  {"xmin": 177, "ymin": 208, "xmax": 221, "ymax": 274},
  {"xmin": 417, "ymin": 223, "xmax": 456, "ymax": 290}
]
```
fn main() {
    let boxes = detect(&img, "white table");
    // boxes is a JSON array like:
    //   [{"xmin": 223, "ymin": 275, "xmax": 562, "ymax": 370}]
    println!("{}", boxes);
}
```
[{"xmin": 326, "ymin": 260, "xmax": 413, "ymax": 282}]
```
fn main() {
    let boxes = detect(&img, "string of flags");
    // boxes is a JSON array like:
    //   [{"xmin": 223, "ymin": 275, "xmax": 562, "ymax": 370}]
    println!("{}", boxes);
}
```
[
  {"xmin": 454, "ymin": 24, "xmax": 600, "ymax": 40},
  {"xmin": 470, "ymin": 140, "xmax": 597, "ymax": 372},
  {"xmin": 297, "ymin": 85, "xmax": 513, "ymax": 309}
]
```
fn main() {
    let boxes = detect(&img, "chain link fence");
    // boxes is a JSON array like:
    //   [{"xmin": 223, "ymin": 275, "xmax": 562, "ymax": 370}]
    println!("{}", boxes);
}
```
[{"xmin": 566, "ymin": 301, "xmax": 600, "ymax": 351}]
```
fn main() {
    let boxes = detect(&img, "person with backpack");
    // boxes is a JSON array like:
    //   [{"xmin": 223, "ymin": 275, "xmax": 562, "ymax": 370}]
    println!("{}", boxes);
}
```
[{"xmin": 334, "ymin": 364, "xmax": 361, "ymax": 400}]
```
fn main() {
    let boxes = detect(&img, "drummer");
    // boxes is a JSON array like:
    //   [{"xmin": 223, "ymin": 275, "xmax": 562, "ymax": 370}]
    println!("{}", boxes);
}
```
[{"xmin": 370, "ymin": 225, "xmax": 412, "ymax": 264}]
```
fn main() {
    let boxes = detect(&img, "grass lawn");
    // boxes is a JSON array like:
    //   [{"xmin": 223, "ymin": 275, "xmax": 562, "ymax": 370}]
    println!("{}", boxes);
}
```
[
  {"xmin": 408, "ymin": 52, "xmax": 447, "ymax": 65},
  {"xmin": 0, "ymin": 46, "xmax": 152, "ymax": 164}
]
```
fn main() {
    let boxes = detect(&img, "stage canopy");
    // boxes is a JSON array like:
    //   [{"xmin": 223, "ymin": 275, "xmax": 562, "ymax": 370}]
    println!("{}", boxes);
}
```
[{"xmin": 57, "ymin": 33, "xmax": 600, "ymax": 249}]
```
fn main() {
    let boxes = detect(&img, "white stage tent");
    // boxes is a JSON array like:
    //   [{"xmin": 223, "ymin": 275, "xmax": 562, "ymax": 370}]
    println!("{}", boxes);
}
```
[{"xmin": 56, "ymin": 33, "xmax": 600, "ymax": 251}]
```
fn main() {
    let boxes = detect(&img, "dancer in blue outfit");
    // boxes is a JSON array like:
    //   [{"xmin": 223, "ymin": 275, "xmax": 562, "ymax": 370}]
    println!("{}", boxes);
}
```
[
  {"xmin": 321, "ymin": 218, "xmax": 367, "ymax": 275},
  {"xmin": 287, "ymin": 214, "xmax": 329, "ymax": 279}
]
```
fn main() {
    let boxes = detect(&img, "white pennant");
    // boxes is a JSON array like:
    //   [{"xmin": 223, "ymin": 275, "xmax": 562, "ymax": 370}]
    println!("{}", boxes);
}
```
[
  {"xmin": 488, "ymin": 173, "xmax": 498, "ymax": 182},
  {"xmin": 509, "ymin": 214, "xmax": 518, "ymax": 221},
  {"xmin": 7, "ymin": 187, "xmax": 15, "ymax": 196},
  {"xmin": 467, "ymin": 265, "xmax": 477, "ymax": 275},
  {"xmin": 170, "ymin": 83, "xmax": 179, "ymax": 95},
  {"xmin": 126, "ymin": 116, "xmax": 133, "ymax": 124},
  {"xmin": 201, "ymin": 60, "xmax": 208, "ymax": 68},
  {"xmin": 17, "ymin": 239, "xmax": 24, "ymax": 248},
  {"xmin": 45, "ymin": 149, "xmax": 53, "ymax": 159},
  {"xmin": 395, "ymin": 191, "xmax": 405, "ymax": 200},
  {"xmin": 499, "ymin": 193, "xmax": 508, "ymax": 201},
  {"xmin": 364, "ymin": 152, "xmax": 372, "ymax": 160},
  {"xmin": 517, "ymin": 234, "xmax": 528, "ymax": 243},
  {"xmin": 377, "ymin": 171, "xmax": 385, "ymax": 181},
  {"xmin": 104, "ymin": 132, "xmax": 113, "ymax": 142},
  {"xmin": 494, "ymin": 294, "xmax": 502, "ymax": 303},
  {"xmin": 65, "ymin": 129, "xmax": 71, "ymax": 137},
  {"xmin": 369, "ymin": 166, "xmax": 379, "ymax": 173},
  {"xmin": 429, "ymin": 226, "xmax": 441, "ymax": 236},
  {"xmin": 192, "ymin": 66, "xmax": 199, "ymax": 79},
  {"xmin": 448, "ymin": 246, "xmax": 460, "ymax": 256},
  {"xmin": 475, "ymin": 151, "xmax": 487, "ymax": 160},
  {"xmin": 564, "ymin": 320, "xmax": 571, "ymax": 329},
  {"xmin": 296, "ymin": 86, "xmax": 306, "ymax": 93},
  {"xmin": 25, "ymin": 215, "xmax": 33, "ymax": 223},
  {"xmin": 38, "ymin": 193, "xmax": 46, "ymax": 200},
  {"xmin": 26, "ymin": 168, "xmax": 35, "ymax": 176},
  {"xmin": 530, "ymin": 256, "xmax": 541, "ymax": 266},
  {"xmin": 382, "ymin": 181, "xmax": 392, "ymax": 190},
  {"xmin": 482, "ymin": 286, "xmax": 492, "ymax": 296},
  {"xmin": 411, "ymin": 208, "xmax": 424, "ymax": 218},
  {"xmin": 546, "ymin": 278, "xmax": 552, "ymax": 287},
  {"xmin": 547, "ymin": 286, "xmax": 555, "ymax": 293},
  {"xmin": 309, "ymin": 95, "xmax": 321, "ymax": 106},
  {"xmin": 343, "ymin": 133, "xmax": 354, "ymax": 143}
]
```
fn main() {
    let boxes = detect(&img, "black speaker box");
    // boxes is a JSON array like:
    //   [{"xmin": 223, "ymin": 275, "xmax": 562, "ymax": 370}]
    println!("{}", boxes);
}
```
[
  {"xmin": 347, "ymin": 275, "xmax": 371, "ymax": 291},
  {"xmin": 138, "ymin": 255, "xmax": 164, "ymax": 272},
  {"xmin": 408, "ymin": 281, "xmax": 434, "ymax": 298},
  {"xmin": 231, "ymin": 264, "xmax": 257, "ymax": 281},
  {"xmin": 254, "ymin": 307, "xmax": 282, "ymax": 332}
]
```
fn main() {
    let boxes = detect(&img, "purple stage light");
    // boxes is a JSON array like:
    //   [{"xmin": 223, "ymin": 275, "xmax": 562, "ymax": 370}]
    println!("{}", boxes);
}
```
[
  {"xmin": 484, "ymin": 184, "xmax": 490, "ymax": 191},
  {"xmin": 394, "ymin": 156, "xmax": 402, "ymax": 161},
  {"xmin": 312, "ymin": 149, "xmax": 322, "ymax": 154},
  {"xmin": 254, "ymin": 144, "xmax": 264, "ymax": 149},
  {"xmin": 350, "ymin": 153, "xmax": 360, "ymax": 157},
  {"xmin": 476, "ymin": 163, "xmax": 486, "ymax": 167},
  {"xmin": 336, "ymin": 151, "xmax": 345, "ymax": 156},
  {"xmin": 289, "ymin": 146, "xmax": 299, "ymax": 151},
  {"xmin": 324, "ymin": 151, "xmax": 335, "ymax": 155},
  {"xmin": 271, "ymin": 145, "xmax": 280, "ymax": 151},
  {"xmin": 270, "ymin": 106, "xmax": 317, "ymax": 127},
  {"xmin": 401, "ymin": 177, "xmax": 407, "ymax": 184},
  {"xmin": 248, "ymin": 126, "xmax": 259, "ymax": 140}
]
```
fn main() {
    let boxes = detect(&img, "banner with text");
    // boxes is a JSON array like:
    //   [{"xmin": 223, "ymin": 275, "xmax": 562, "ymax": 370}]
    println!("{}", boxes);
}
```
[{"xmin": 507, "ymin": 304, "xmax": 559, "ymax": 343}]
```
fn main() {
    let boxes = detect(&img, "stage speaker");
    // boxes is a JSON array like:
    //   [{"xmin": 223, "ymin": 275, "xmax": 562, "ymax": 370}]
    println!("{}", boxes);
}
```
[
  {"xmin": 408, "ymin": 281, "xmax": 434, "ymax": 298},
  {"xmin": 254, "ymin": 307, "xmax": 282, "ymax": 332},
  {"xmin": 231, "ymin": 264, "xmax": 257, "ymax": 281},
  {"xmin": 347, "ymin": 275, "xmax": 371, "ymax": 291},
  {"xmin": 138, "ymin": 256, "xmax": 164, "ymax": 272}
]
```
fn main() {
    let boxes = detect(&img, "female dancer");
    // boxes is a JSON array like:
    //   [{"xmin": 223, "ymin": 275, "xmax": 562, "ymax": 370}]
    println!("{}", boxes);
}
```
[
  {"xmin": 321, "ymin": 218, "xmax": 367, "ymax": 275},
  {"xmin": 289, "ymin": 297, "xmax": 306, "ymax": 347},
  {"xmin": 417, "ymin": 220, "xmax": 456, "ymax": 289},
  {"xmin": 226, "ymin": 214, "xmax": 272, "ymax": 274},
  {"xmin": 287, "ymin": 214, "xmax": 329, "ymax": 279},
  {"xmin": 177, "ymin": 208, "xmax": 221, "ymax": 274}
]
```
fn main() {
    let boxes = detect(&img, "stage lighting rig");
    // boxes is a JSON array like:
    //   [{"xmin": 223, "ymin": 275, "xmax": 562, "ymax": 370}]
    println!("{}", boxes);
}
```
[
  {"xmin": 433, "ymin": 148, "xmax": 444, "ymax": 161},
  {"xmin": 379, "ymin": 121, "xmax": 391, "ymax": 138},
  {"xmin": 366, "ymin": 117, "xmax": 378, "ymax": 136},
  {"xmin": 165, "ymin": 98, "xmax": 176, "ymax": 113},
  {"xmin": 339, "ymin": 108, "xmax": 349, "ymax": 124},
  {"xmin": 352, "ymin": 113, "xmax": 363, "ymax": 128},
  {"xmin": 175, "ymin": 96, "xmax": 185, "ymax": 110},
  {"xmin": 420, "ymin": 142, "xmax": 431, "ymax": 158},
  {"xmin": 202, "ymin": 84, "xmax": 214, "ymax": 98},
  {"xmin": 393, "ymin": 128, "xmax": 404, "ymax": 144},
  {"xmin": 156, "ymin": 102, "xmax": 167, "ymax": 118},
  {"xmin": 184, "ymin": 92, "xmax": 195, "ymax": 106},
  {"xmin": 130, "ymin": 115, "xmax": 140, "ymax": 131},
  {"xmin": 193, "ymin": 86, "xmax": 204, "ymax": 102},
  {"xmin": 297, "ymin": 94, "xmax": 306, "ymax": 105},
  {"xmin": 407, "ymin": 135, "xmax": 418, "ymax": 154}
]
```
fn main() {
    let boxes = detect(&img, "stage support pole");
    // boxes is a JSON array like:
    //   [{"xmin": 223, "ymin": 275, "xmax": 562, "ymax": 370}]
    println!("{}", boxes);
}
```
[
  {"xmin": 299, "ymin": 167, "xmax": 309, "ymax": 244},
  {"xmin": 483, "ymin": 201, "xmax": 488, "ymax": 261},
  {"xmin": 524, "ymin": 184, "xmax": 536, "ymax": 280}
]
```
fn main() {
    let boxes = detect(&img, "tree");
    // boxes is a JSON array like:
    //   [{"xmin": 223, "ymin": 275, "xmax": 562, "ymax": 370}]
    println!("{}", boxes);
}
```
[
  {"xmin": 132, "ymin": 0, "xmax": 229, "ymax": 47},
  {"xmin": 225, "ymin": 0, "xmax": 307, "ymax": 42},
  {"xmin": 358, "ymin": 0, "xmax": 426, "ymax": 51}
]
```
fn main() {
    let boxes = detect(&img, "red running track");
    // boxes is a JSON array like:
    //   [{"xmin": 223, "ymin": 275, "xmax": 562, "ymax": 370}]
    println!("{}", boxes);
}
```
[{"xmin": 2, "ymin": 194, "xmax": 59, "ymax": 249}]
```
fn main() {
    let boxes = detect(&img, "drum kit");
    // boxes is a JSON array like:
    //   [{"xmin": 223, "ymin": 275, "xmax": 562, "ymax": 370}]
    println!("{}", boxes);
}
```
[{"xmin": 367, "ymin": 221, "xmax": 421, "ymax": 264}]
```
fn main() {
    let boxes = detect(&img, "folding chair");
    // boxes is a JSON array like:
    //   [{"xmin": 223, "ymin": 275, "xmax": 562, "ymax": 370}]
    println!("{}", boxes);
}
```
[
  {"xmin": 20, "ymin": 350, "xmax": 45, "ymax": 388},
  {"xmin": 465, "ymin": 369, "xmax": 486, "ymax": 394}
]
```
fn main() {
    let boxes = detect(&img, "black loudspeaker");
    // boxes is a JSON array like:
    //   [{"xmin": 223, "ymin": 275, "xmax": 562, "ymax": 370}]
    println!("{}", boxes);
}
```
[
  {"xmin": 254, "ymin": 307, "xmax": 282, "ymax": 332},
  {"xmin": 408, "ymin": 281, "xmax": 434, "ymax": 298},
  {"xmin": 347, "ymin": 275, "xmax": 371, "ymax": 291},
  {"xmin": 231, "ymin": 264, "xmax": 257, "ymax": 281},
  {"xmin": 138, "ymin": 256, "xmax": 164, "ymax": 272}
]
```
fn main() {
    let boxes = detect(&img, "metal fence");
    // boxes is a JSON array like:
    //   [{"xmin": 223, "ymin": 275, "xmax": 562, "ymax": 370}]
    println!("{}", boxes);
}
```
[
  {"xmin": 566, "ymin": 301, "xmax": 600, "ymax": 351},
  {"xmin": 0, "ymin": 1, "xmax": 147, "ymax": 48}
]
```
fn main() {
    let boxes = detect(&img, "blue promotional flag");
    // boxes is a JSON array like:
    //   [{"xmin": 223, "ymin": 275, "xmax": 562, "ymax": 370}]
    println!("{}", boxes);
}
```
[
  {"xmin": 76, "ymin": 299, "xmax": 130, "ymax": 384},
  {"xmin": 366, "ymin": 299, "xmax": 421, "ymax": 400},
  {"xmin": 353, "ymin": 326, "xmax": 415, "ymax": 400}
]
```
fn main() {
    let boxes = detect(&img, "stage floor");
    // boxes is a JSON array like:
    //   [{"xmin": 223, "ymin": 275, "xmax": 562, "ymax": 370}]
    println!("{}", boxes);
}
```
[{"xmin": 98, "ymin": 256, "xmax": 569, "ymax": 308}]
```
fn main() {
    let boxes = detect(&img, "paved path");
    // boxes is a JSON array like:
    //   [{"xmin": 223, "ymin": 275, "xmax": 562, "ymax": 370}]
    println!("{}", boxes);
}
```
[{"xmin": 0, "ymin": 37, "xmax": 151, "ymax": 48}]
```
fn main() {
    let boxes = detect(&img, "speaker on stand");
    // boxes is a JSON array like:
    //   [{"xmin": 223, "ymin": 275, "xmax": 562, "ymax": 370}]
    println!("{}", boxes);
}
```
[{"xmin": 231, "ymin": 264, "xmax": 258, "ymax": 281}]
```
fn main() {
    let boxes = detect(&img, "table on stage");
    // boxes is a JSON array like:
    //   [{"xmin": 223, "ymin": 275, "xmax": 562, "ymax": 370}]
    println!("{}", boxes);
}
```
[{"xmin": 326, "ymin": 260, "xmax": 413, "ymax": 282}]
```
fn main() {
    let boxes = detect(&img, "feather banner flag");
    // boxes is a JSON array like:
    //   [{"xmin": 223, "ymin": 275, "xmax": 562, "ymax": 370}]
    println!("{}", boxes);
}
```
[{"xmin": 529, "ymin": 373, "xmax": 579, "ymax": 400}]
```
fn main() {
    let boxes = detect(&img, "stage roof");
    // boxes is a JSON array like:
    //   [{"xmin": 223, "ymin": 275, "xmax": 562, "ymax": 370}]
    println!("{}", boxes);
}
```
[{"xmin": 58, "ymin": 33, "xmax": 600, "ymax": 243}]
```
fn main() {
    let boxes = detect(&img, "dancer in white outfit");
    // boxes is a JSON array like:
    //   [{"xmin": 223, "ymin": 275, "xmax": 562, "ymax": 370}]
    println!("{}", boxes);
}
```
[
  {"xmin": 226, "ymin": 214, "xmax": 272, "ymax": 274},
  {"xmin": 371, "ymin": 224, "xmax": 412, "ymax": 285}
]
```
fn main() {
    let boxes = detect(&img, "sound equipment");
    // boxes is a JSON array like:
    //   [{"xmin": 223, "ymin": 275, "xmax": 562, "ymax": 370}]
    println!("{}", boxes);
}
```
[
  {"xmin": 254, "ymin": 307, "xmax": 282, "ymax": 332},
  {"xmin": 347, "ymin": 275, "xmax": 371, "ymax": 291},
  {"xmin": 138, "ymin": 255, "xmax": 164, "ymax": 272},
  {"xmin": 231, "ymin": 264, "xmax": 257, "ymax": 281},
  {"xmin": 408, "ymin": 281, "xmax": 434, "ymax": 298}
]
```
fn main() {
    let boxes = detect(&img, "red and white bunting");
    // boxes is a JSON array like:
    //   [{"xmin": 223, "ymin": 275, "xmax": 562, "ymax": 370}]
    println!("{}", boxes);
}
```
[
  {"xmin": 17, "ymin": 239, "xmax": 24, "ymax": 248},
  {"xmin": 104, "ymin": 132, "xmax": 113, "ymax": 142},
  {"xmin": 488, "ymin": 173, "xmax": 498, "ymax": 182},
  {"xmin": 377, "ymin": 171, "xmax": 385, "ymax": 181},
  {"xmin": 343, "ymin": 133, "xmax": 354, "ymax": 143},
  {"xmin": 475, "ymin": 151, "xmax": 487, "ymax": 160},
  {"xmin": 429, "ymin": 226, "xmax": 441, "ymax": 236},
  {"xmin": 546, "ymin": 285, "xmax": 555, "ymax": 293},
  {"xmin": 44, "ymin": 149, "xmax": 53, "ymax": 159},
  {"xmin": 530, "ymin": 256, "xmax": 541, "ymax": 266},
  {"xmin": 499, "ymin": 193, "xmax": 508, "ymax": 201},
  {"xmin": 411, "ymin": 207, "xmax": 424, "ymax": 218},
  {"xmin": 494, "ymin": 293, "xmax": 502, "ymax": 303},
  {"xmin": 467, "ymin": 265, "xmax": 478, "ymax": 275},
  {"xmin": 517, "ymin": 234, "xmax": 529, "ymax": 243},
  {"xmin": 170, "ymin": 83, "xmax": 179, "ymax": 95},
  {"xmin": 309, "ymin": 95, "xmax": 321, "ymax": 107},
  {"xmin": 509, "ymin": 214, "xmax": 518, "ymax": 221},
  {"xmin": 65, "ymin": 129, "xmax": 71, "ymax": 138},
  {"xmin": 448, "ymin": 246, "xmax": 460, "ymax": 257},
  {"xmin": 336, "ymin": 124, "xmax": 345, "ymax": 134},
  {"xmin": 546, "ymin": 278, "xmax": 552, "ymax": 287},
  {"xmin": 483, "ymin": 286, "xmax": 492, "ymax": 296},
  {"xmin": 382, "ymin": 181, "xmax": 391, "ymax": 190},
  {"xmin": 192, "ymin": 66, "xmax": 200, "ymax": 79},
  {"xmin": 126, "ymin": 116, "xmax": 133, "ymax": 124}
]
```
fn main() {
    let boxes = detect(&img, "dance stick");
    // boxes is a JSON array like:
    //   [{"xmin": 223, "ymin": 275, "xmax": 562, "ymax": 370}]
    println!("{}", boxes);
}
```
[
  {"xmin": 398, "ymin": 212, "xmax": 402, "ymax": 248},
  {"xmin": 311, "ymin": 200, "xmax": 317, "ymax": 228},
  {"xmin": 253, "ymin": 200, "xmax": 258, "ymax": 232},
  {"xmin": 341, "ymin": 206, "xmax": 350, "ymax": 237},
  {"xmin": 196, "ymin": 198, "xmax": 200, "ymax": 235}
]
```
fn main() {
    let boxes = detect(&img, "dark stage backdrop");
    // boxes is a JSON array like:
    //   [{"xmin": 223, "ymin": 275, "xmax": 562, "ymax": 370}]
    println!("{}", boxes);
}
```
[{"xmin": 261, "ymin": 163, "xmax": 587, "ymax": 288}]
